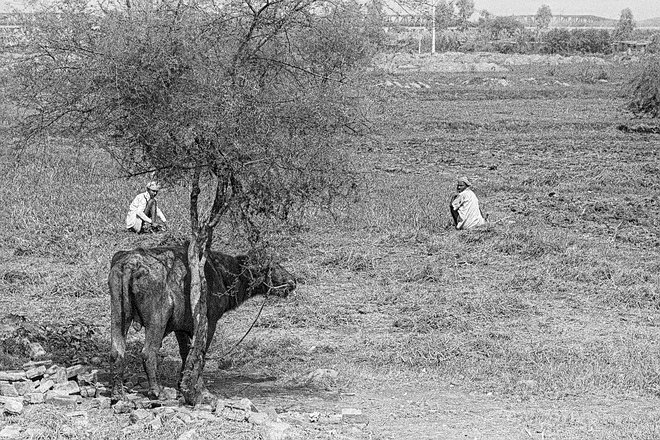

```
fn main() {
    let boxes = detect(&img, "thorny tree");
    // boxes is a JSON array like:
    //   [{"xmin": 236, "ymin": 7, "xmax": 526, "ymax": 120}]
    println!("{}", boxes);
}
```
[{"xmin": 10, "ymin": 0, "xmax": 380, "ymax": 404}]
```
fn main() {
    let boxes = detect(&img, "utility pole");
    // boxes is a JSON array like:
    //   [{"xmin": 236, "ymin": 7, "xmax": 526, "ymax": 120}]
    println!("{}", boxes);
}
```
[{"xmin": 431, "ymin": 3, "xmax": 436, "ymax": 54}]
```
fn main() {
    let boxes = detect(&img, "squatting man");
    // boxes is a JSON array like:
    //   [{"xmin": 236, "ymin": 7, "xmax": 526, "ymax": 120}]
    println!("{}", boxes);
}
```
[
  {"xmin": 449, "ymin": 176, "xmax": 486, "ymax": 230},
  {"xmin": 125, "ymin": 181, "xmax": 167, "ymax": 233}
]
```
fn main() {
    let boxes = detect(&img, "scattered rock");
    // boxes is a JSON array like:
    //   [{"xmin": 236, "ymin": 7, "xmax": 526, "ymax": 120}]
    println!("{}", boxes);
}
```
[
  {"xmin": 175, "ymin": 411, "xmax": 194, "ymax": 424},
  {"xmin": 319, "ymin": 414, "xmax": 342, "ymax": 425},
  {"xmin": 113, "ymin": 400, "xmax": 134, "ymax": 414},
  {"xmin": 248, "ymin": 411, "xmax": 271, "ymax": 425},
  {"xmin": 177, "ymin": 428, "xmax": 197, "ymax": 440},
  {"xmin": 217, "ymin": 398, "xmax": 258, "ymax": 422},
  {"xmin": 52, "ymin": 367, "xmax": 68, "ymax": 384},
  {"xmin": 77, "ymin": 370, "xmax": 98, "ymax": 385},
  {"xmin": 518, "ymin": 379, "xmax": 538, "ymax": 389},
  {"xmin": 0, "ymin": 371, "xmax": 26, "ymax": 382},
  {"xmin": 91, "ymin": 397, "xmax": 111, "ymax": 409},
  {"xmin": 59, "ymin": 425, "xmax": 76, "ymax": 437},
  {"xmin": 193, "ymin": 411, "xmax": 216, "ymax": 422},
  {"xmin": 53, "ymin": 380, "xmax": 81, "ymax": 395},
  {"xmin": 1, "ymin": 397, "xmax": 24, "ymax": 415},
  {"xmin": 148, "ymin": 415, "xmax": 163, "ymax": 431},
  {"xmin": 194, "ymin": 403, "xmax": 214, "ymax": 412},
  {"xmin": 306, "ymin": 369, "xmax": 338, "ymax": 389},
  {"xmin": 44, "ymin": 365, "xmax": 59, "ymax": 376},
  {"xmin": 28, "ymin": 342, "xmax": 47, "ymax": 359},
  {"xmin": 25, "ymin": 366, "xmax": 46, "ymax": 380},
  {"xmin": 26, "ymin": 392, "xmax": 45, "ymax": 404},
  {"xmin": 259, "ymin": 421, "xmax": 299, "ymax": 440},
  {"xmin": 0, "ymin": 425, "xmax": 21, "ymax": 438},
  {"xmin": 129, "ymin": 408, "xmax": 154, "ymax": 424},
  {"xmin": 35, "ymin": 379, "xmax": 54, "ymax": 394},
  {"xmin": 23, "ymin": 427, "xmax": 46, "ymax": 437},
  {"xmin": 0, "ymin": 383, "xmax": 18, "ymax": 397},
  {"xmin": 160, "ymin": 386, "xmax": 178, "ymax": 401},
  {"xmin": 341, "ymin": 408, "xmax": 367, "ymax": 424},
  {"xmin": 66, "ymin": 365, "xmax": 87, "ymax": 379},
  {"xmin": 66, "ymin": 410, "xmax": 89, "ymax": 427},
  {"xmin": 80, "ymin": 385, "xmax": 97, "ymax": 398},
  {"xmin": 134, "ymin": 398, "xmax": 155, "ymax": 409},
  {"xmin": 14, "ymin": 381, "xmax": 35, "ymax": 396},
  {"xmin": 45, "ymin": 394, "xmax": 80, "ymax": 409},
  {"xmin": 22, "ymin": 360, "xmax": 52, "ymax": 369}
]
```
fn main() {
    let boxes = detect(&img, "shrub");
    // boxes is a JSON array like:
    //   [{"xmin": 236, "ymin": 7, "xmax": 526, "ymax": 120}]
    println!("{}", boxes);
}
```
[
  {"xmin": 569, "ymin": 29, "xmax": 612, "ymax": 54},
  {"xmin": 543, "ymin": 28, "xmax": 571, "ymax": 54},
  {"xmin": 626, "ymin": 56, "xmax": 660, "ymax": 118},
  {"xmin": 649, "ymin": 34, "xmax": 660, "ymax": 54}
]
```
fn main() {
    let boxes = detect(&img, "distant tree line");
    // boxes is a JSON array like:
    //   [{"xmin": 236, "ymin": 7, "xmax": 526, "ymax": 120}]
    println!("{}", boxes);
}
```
[{"xmin": 384, "ymin": 3, "xmax": 660, "ymax": 55}]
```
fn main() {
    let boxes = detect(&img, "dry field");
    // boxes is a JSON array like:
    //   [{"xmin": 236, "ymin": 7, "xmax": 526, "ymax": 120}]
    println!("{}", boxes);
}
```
[{"xmin": 1, "ymin": 56, "xmax": 660, "ymax": 439}]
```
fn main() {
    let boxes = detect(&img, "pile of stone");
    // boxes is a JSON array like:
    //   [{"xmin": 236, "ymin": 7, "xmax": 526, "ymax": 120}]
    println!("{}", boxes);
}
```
[
  {"xmin": 0, "ymin": 359, "xmax": 107, "ymax": 415},
  {"xmin": 0, "ymin": 361, "xmax": 368, "ymax": 440},
  {"xmin": 118, "ymin": 397, "xmax": 367, "ymax": 440}
]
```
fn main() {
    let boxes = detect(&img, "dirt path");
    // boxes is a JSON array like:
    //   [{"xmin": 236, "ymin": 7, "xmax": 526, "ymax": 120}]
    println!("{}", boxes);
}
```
[{"xmin": 206, "ymin": 368, "xmax": 660, "ymax": 440}]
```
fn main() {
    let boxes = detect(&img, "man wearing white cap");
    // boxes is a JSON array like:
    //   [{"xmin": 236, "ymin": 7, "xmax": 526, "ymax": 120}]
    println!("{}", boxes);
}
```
[
  {"xmin": 449, "ymin": 176, "xmax": 485, "ymax": 230},
  {"xmin": 125, "ymin": 181, "xmax": 167, "ymax": 233}
]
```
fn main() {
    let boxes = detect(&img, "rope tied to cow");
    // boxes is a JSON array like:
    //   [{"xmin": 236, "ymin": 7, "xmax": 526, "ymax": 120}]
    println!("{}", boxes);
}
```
[{"xmin": 222, "ymin": 281, "xmax": 290, "ymax": 355}]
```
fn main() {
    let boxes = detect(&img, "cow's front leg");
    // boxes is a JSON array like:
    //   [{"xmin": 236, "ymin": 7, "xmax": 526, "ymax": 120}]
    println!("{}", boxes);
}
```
[{"xmin": 142, "ymin": 324, "xmax": 166, "ymax": 400}]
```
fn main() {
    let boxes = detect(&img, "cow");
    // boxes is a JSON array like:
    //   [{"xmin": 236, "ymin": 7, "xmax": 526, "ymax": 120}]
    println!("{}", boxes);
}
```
[{"xmin": 108, "ymin": 246, "xmax": 296, "ymax": 400}]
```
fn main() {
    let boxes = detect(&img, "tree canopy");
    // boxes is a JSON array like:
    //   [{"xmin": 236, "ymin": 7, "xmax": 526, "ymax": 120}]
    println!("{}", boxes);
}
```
[
  {"xmin": 455, "ymin": 0, "xmax": 473, "ymax": 30},
  {"xmin": 614, "ymin": 8, "xmax": 635, "ymax": 40},
  {"xmin": 9, "ymin": 0, "xmax": 380, "ymax": 403},
  {"xmin": 535, "ymin": 4, "xmax": 552, "ymax": 29}
]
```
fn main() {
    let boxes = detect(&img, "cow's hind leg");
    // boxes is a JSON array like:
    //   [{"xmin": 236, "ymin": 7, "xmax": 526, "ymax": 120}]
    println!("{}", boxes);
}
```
[
  {"xmin": 110, "ymin": 319, "xmax": 130, "ymax": 401},
  {"xmin": 142, "ymin": 323, "xmax": 167, "ymax": 400},
  {"xmin": 174, "ymin": 331, "xmax": 191, "ymax": 390},
  {"xmin": 110, "ymin": 273, "xmax": 131, "ymax": 401}
]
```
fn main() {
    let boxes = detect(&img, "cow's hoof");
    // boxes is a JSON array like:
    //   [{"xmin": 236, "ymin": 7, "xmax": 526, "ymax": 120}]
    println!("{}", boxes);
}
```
[
  {"xmin": 147, "ymin": 386, "xmax": 162, "ymax": 400},
  {"xmin": 111, "ymin": 386, "xmax": 125, "ymax": 403},
  {"xmin": 199, "ymin": 389, "xmax": 217, "ymax": 406}
]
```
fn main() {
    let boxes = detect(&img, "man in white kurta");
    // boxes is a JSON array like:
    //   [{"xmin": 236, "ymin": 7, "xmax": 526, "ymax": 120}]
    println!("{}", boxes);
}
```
[
  {"xmin": 450, "ymin": 176, "xmax": 485, "ymax": 230},
  {"xmin": 126, "ymin": 181, "xmax": 167, "ymax": 233}
]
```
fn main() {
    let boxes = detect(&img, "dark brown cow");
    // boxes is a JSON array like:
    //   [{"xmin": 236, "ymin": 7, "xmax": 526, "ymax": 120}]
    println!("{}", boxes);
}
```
[{"xmin": 108, "ymin": 246, "xmax": 295, "ymax": 400}]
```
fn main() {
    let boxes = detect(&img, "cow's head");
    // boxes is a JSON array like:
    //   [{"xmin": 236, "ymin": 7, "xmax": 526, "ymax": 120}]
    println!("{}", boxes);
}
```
[{"xmin": 264, "ymin": 263, "xmax": 296, "ymax": 298}]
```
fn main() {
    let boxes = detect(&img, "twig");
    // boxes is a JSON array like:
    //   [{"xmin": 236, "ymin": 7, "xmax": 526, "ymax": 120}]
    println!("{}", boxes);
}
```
[
  {"xmin": 490, "ymin": 215, "xmax": 513, "ymax": 224},
  {"xmin": 612, "ymin": 220, "xmax": 624, "ymax": 242}
]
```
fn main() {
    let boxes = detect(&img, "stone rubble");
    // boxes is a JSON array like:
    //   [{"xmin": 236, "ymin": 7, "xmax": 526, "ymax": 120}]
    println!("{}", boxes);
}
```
[
  {"xmin": 0, "ymin": 361, "xmax": 100, "ymax": 415},
  {"xmin": 0, "ymin": 361, "xmax": 364, "ymax": 438}
]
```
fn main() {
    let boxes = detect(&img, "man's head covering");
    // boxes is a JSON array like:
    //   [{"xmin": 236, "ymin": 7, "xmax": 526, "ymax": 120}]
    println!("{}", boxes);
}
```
[
  {"xmin": 457, "ymin": 176, "xmax": 471, "ymax": 187},
  {"xmin": 146, "ymin": 181, "xmax": 161, "ymax": 191}
]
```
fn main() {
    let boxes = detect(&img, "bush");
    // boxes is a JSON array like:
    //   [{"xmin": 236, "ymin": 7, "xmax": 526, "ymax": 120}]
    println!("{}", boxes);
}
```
[
  {"xmin": 542, "ymin": 28, "xmax": 571, "ymax": 54},
  {"xmin": 649, "ymin": 34, "xmax": 660, "ymax": 54},
  {"xmin": 626, "ymin": 56, "xmax": 660, "ymax": 118},
  {"xmin": 569, "ymin": 29, "xmax": 612, "ymax": 54}
]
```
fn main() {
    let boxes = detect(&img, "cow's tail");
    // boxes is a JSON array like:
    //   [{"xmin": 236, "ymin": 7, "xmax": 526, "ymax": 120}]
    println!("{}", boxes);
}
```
[
  {"xmin": 110, "ymin": 259, "xmax": 136, "ymax": 399},
  {"xmin": 109, "ymin": 262, "xmax": 133, "ymax": 364}
]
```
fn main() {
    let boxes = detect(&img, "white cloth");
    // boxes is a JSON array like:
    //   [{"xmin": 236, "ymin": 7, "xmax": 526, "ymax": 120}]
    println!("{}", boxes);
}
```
[
  {"xmin": 451, "ymin": 188, "xmax": 485, "ymax": 230},
  {"xmin": 125, "ymin": 191, "xmax": 167, "ymax": 231}
]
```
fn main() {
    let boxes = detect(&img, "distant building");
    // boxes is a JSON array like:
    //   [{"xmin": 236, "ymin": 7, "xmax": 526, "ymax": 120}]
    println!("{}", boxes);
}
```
[
  {"xmin": 509, "ymin": 14, "xmax": 617, "ymax": 28},
  {"xmin": 612, "ymin": 40, "xmax": 651, "ymax": 53}
]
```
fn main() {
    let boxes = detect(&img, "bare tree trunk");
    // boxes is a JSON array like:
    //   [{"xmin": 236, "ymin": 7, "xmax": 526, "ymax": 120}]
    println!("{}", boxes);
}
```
[{"xmin": 180, "ymin": 170, "xmax": 209, "ymax": 405}]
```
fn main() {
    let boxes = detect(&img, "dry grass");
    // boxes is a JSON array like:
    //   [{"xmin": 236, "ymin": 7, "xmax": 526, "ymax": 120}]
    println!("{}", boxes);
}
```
[{"xmin": 2, "ymin": 57, "xmax": 660, "ymax": 438}]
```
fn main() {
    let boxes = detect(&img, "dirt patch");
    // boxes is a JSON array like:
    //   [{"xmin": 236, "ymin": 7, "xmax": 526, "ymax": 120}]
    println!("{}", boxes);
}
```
[{"xmin": 373, "ymin": 52, "xmax": 610, "ymax": 73}]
